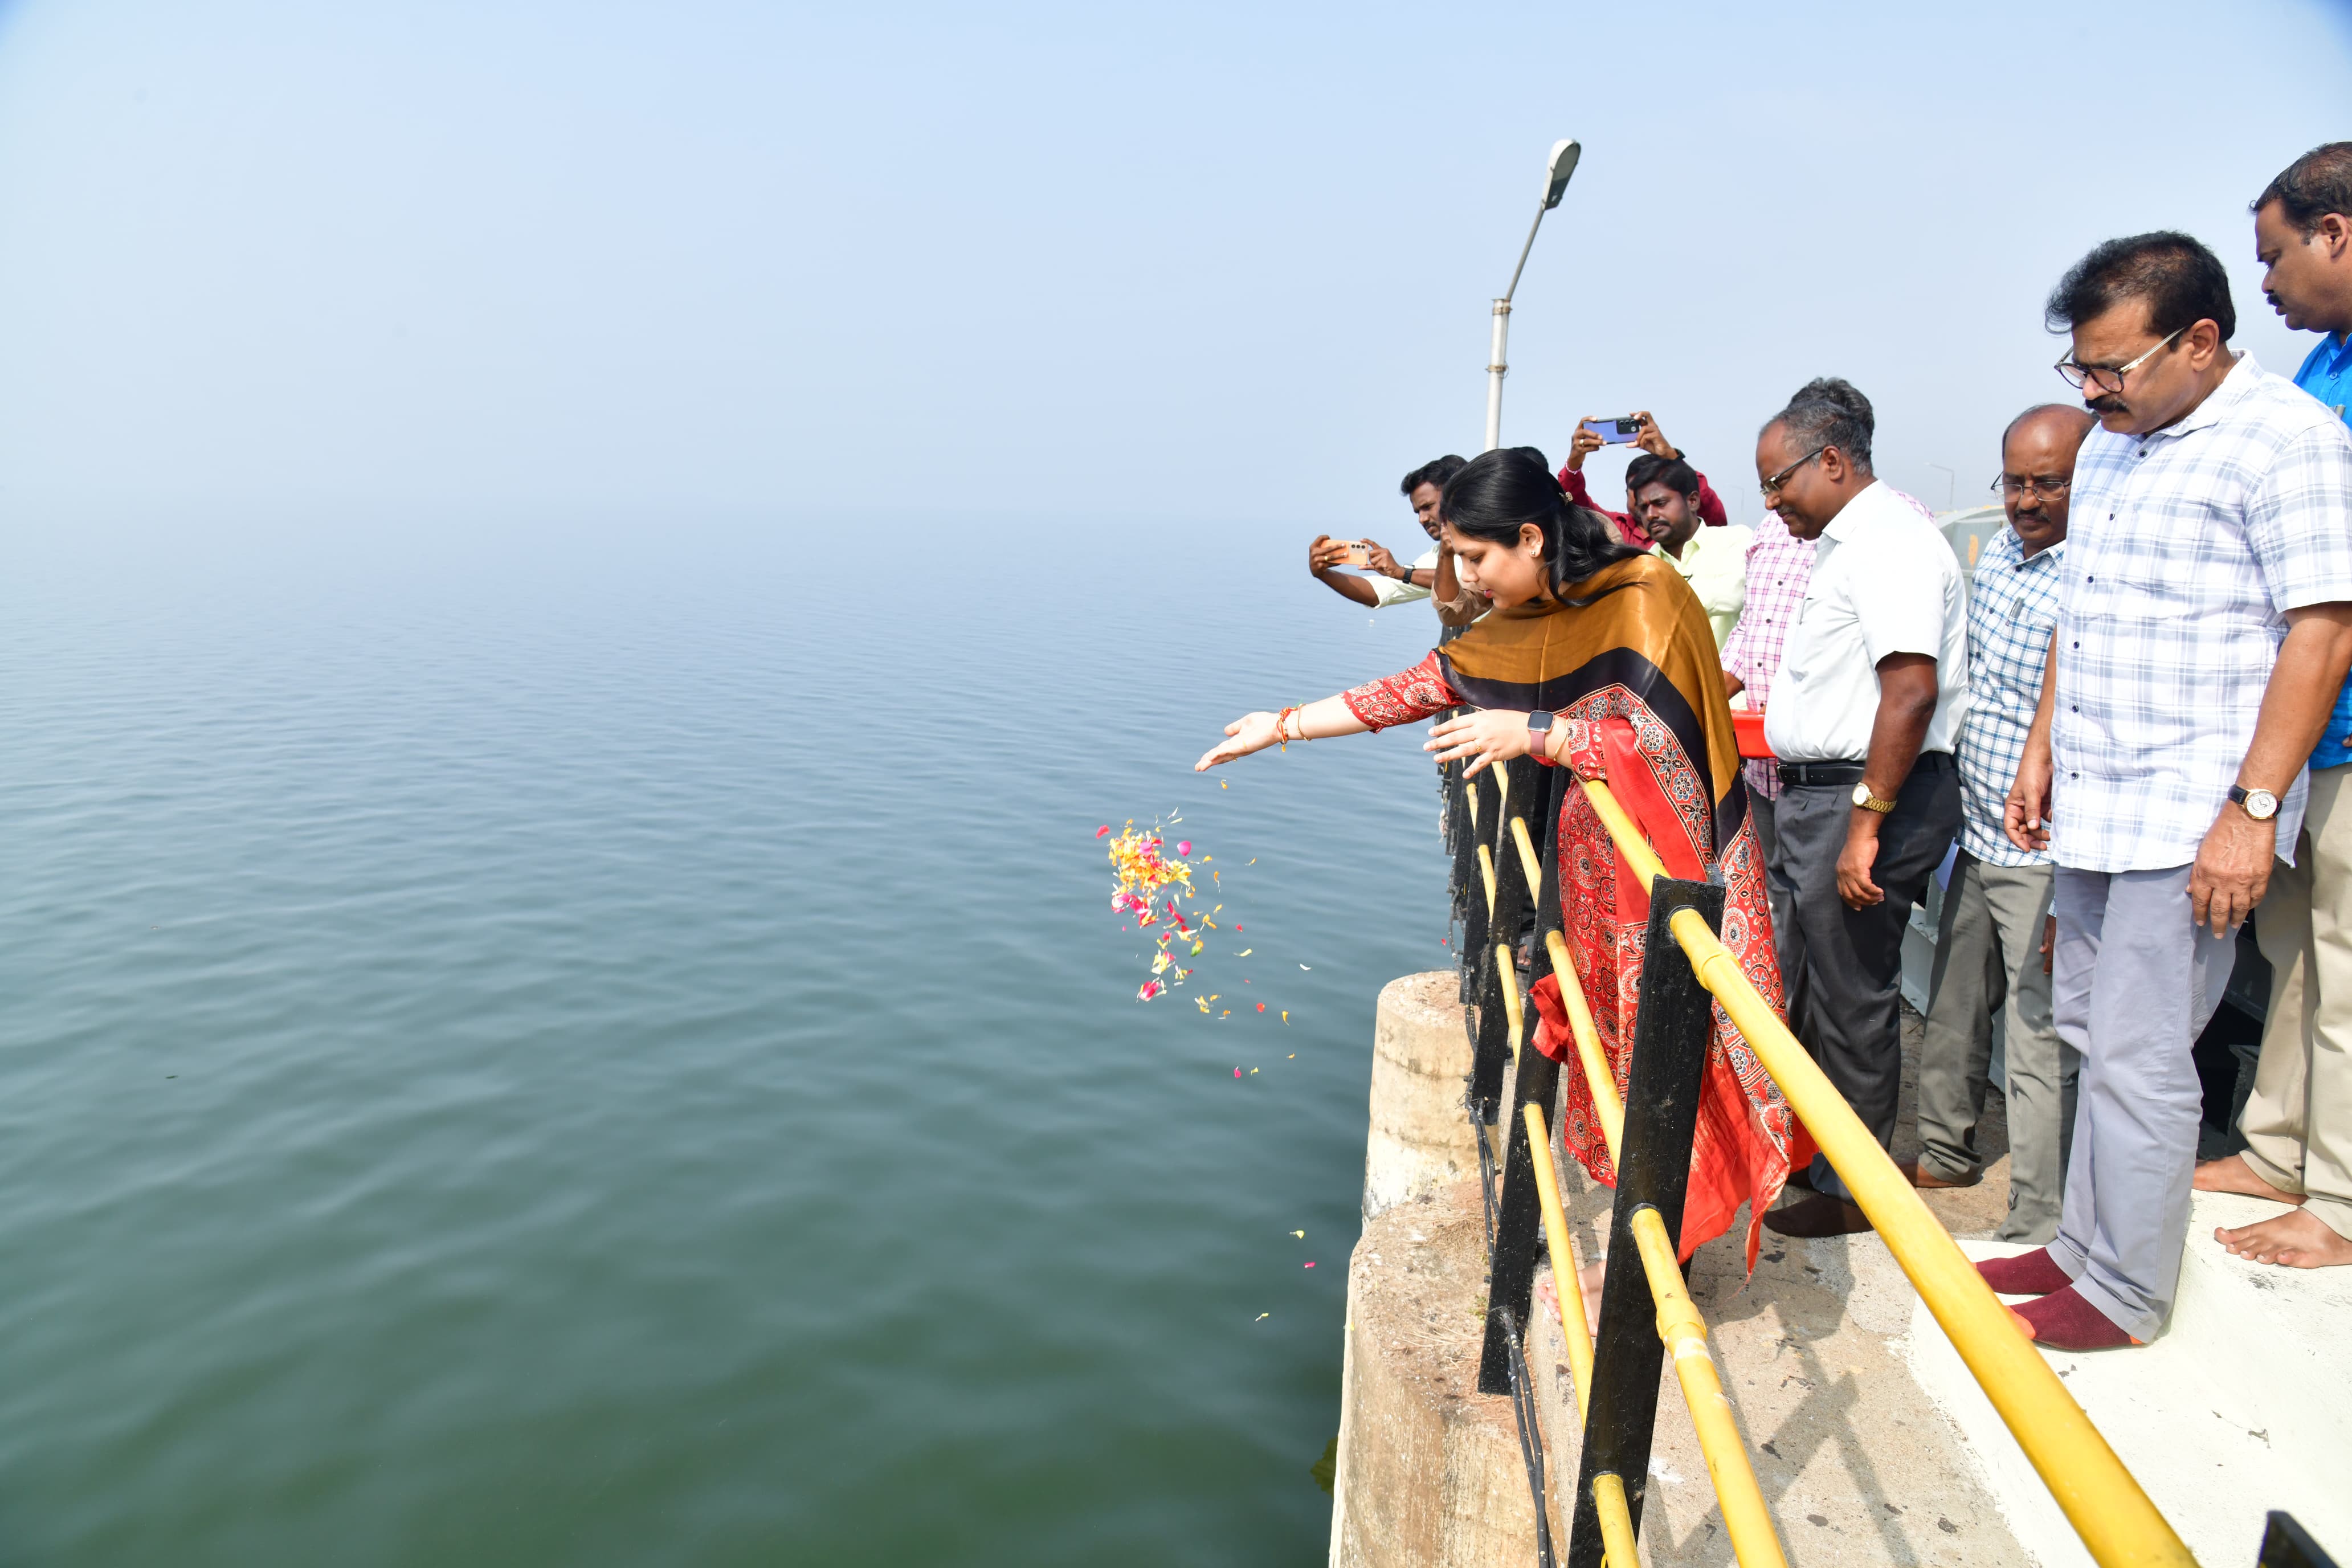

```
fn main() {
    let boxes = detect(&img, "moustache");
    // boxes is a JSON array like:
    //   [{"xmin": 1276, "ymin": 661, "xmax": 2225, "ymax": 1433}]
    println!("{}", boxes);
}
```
[{"xmin": 2088, "ymin": 395, "xmax": 2128, "ymax": 414}]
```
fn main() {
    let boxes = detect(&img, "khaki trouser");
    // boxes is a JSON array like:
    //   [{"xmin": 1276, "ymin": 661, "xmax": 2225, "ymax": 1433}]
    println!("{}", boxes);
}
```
[
  {"xmin": 1917, "ymin": 852, "xmax": 2074, "ymax": 1243},
  {"xmin": 2241, "ymin": 764, "xmax": 2352, "ymax": 1242}
]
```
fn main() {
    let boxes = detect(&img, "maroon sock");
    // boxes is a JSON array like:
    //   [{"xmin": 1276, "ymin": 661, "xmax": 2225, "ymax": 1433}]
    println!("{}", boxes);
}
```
[
  {"xmin": 2014, "ymin": 1285, "xmax": 2139, "ymax": 1351},
  {"xmin": 1975, "ymin": 1247, "xmax": 2074, "ymax": 1297}
]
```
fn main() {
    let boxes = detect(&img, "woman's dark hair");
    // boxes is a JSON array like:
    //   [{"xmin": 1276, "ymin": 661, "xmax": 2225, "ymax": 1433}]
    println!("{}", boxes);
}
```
[
  {"xmin": 1399, "ymin": 454, "xmax": 1467, "ymax": 496},
  {"xmin": 1438, "ymin": 447, "xmax": 1641, "ymax": 601},
  {"xmin": 2045, "ymin": 231, "xmax": 2235, "ymax": 343}
]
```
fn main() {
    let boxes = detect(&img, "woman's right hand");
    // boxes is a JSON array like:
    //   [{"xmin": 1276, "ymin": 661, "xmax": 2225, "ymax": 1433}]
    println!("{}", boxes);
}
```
[{"xmin": 1197, "ymin": 712, "xmax": 1284, "ymax": 772}]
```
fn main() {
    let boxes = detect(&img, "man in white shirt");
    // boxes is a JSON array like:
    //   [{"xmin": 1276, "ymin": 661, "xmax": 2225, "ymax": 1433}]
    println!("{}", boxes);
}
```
[
  {"xmin": 1754, "ymin": 377, "xmax": 1969, "ymax": 1239},
  {"xmin": 1992, "ymin": 233, "xmax": 2352, "ymax": 1349},
  {"xmin": 1626, "ymin": 452, "xmax": 1752, "ymax": 651},
  {"xmin": 1309, "ymin": 455, "xmax": 1479, "ymax": 627}
]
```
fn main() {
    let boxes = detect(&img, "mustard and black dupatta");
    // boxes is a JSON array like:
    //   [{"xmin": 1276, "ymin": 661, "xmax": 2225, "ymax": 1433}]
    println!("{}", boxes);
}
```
[{"xmin": 1436, "ymin": 553, "xmax": 1749, "ymax": 855}]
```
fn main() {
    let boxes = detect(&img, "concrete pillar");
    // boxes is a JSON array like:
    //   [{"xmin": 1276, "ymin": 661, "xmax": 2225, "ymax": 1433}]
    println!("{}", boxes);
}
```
[
  {"xmin": 1328, "ymin": 1182, "xmax": 1551, "ymax": 1567},
  {"xmin": 1333, "ymin": 969, "xmax": 1557, "ymax": 1567},
  {"xmin": 1363, "ymin": 971, "xmax": 1481, "ymax": 1220}
]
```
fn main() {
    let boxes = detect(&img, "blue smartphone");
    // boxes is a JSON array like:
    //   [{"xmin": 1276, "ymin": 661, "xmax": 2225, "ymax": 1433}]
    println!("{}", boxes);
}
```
[{"xmin": 1581, "ymin": 416, "xmax": 1644, "ymax": 444}]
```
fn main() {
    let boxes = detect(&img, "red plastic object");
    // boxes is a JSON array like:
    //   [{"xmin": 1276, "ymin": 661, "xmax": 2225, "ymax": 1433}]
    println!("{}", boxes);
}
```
[{"xmin": 1731, "ymin": 708, "xmax": 1774, "ymax": 761}]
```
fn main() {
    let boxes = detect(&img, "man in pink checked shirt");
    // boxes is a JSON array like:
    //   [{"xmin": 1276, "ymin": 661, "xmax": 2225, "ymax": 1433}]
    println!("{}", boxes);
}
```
[{"xmin": 1720, "ymin": 487, "xmax": 1941, "ymax": 1052}]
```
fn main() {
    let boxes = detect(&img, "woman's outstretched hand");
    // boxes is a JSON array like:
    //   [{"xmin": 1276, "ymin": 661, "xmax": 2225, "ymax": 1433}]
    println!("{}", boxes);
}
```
[
  {"xmin": 1196, "ymin": 712, "xmax": 1284, "ymax": 772},
  {"xmin": 1424, "ymin": 709, "xmax": 1533, "ymax": 777}
]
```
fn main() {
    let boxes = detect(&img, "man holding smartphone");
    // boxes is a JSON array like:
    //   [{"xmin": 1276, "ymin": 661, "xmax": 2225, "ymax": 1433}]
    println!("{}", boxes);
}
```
[
  {"xmin": 1308, "ymin": 455, "xmax": 1480, "ymax": 626},
  {"xmin": 1559, "ymin": 410, "xmax": 1729, "ymax": 549}
]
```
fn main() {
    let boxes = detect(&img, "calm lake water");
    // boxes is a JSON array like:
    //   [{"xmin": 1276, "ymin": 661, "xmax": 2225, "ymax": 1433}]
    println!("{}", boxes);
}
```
[{"xmin": 0, "ymin": 512, "xmax": 1456, "ymax": 1565}]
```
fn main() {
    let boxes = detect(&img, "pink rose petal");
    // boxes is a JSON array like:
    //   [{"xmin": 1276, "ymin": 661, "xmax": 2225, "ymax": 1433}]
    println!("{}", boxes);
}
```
[{"xmin": 1177, "ymin": 840, "xmax": 1191, "ymax": 856}]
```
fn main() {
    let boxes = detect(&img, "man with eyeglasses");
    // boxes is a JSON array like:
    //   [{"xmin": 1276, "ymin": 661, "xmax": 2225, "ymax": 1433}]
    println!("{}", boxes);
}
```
[
  {"xmin": 2196, "ymin": 144, "xmax": 2352, "ymax": 1273},
  {"xmin": 1985, "ymin": 232, "xmax": 2352, "ymax": 1350},
  {"xmin": 1752, "ymin": 377, "xmax": 1968, "ymax": 1239},
  {"xmin": 1912, "ymin": 405, "xmax": 2094, "ymax": 1247}
]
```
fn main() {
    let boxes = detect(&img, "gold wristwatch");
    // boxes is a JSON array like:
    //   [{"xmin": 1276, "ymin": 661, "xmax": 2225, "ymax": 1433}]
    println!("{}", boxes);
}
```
[{"xmin": 1851, "ymin": 782, "xmax": 1899, "ymax": 815}]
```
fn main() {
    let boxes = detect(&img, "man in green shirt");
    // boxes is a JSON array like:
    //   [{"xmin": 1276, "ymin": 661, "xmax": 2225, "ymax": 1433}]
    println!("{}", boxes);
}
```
[{"xmin": 1627, "ymin": 452, "xmax": 1751, "ymax": 652}]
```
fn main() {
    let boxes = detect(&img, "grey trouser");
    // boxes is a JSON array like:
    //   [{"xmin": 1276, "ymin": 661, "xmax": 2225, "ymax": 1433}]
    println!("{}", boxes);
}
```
[
  {"xmin": 1750, "ymin": 793, "xmax": 1807, "ymax": 1039},
  {"xmin": 2048, "ymin": 864, "xmax": 2234, "ymax": 1342},
  {"xmin": 1778, "ymin": 756, "xmax": 1963, "ymax": 1202},
  {"xmin": 1917, "ymin": 851, "xmax": 2075, "ymax": 1242},
  {"xmin": 2241, "ymin": 765, "xmax": 2352, "ymax": 1241}
]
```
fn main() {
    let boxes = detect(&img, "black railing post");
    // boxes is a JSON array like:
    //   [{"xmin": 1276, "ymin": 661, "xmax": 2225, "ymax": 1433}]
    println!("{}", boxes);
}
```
[
  {"xmin": 1454, "ymin": 750, "xmax": 1492, "ymax": 1012},
  {"xmin": 1468, "ymin": 757, "xmax": 1534, "ymax": 1124},
  {"xmin": 1477, "ymin": 762, "xmax": 1568, "ymax": 1394},
  {"xmin": 1563, "ymin": 871, "xmax": 1726, "ymax": 1568},
  {"xmin": 2260, "ymin": 1512, "xmax": 2342, "ymax": 1568}
]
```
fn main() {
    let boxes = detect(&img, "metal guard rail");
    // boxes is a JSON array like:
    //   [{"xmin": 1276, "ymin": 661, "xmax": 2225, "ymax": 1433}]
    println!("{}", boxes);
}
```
[
  {"xmin": 1574, "ymin": 774, "xmax": 2194, "ymax": 1567},
  {"xmin": 1440, "ymin": 743, "xmax": 2206, "ymax": 1567}
]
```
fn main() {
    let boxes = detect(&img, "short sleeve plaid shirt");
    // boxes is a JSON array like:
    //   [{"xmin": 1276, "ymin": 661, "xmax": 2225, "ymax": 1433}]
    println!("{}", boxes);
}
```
[
  {"xmin": 2052, "ymin": 355, "xmax": 2352, "ymax": 872},
  {"xmin": 1718, "ymin": 511, "xmax": 1811, "ymax": 801},
  {"xmin": 1957, "ymin": 525, "xmax": 2063, "ymax": 866}
]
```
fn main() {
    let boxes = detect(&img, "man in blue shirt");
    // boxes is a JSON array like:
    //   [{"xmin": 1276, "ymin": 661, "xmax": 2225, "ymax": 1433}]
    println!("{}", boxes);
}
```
[{"xmin": 2198, "ymin": 142, "xmax": 2352, "ymax": 1269}]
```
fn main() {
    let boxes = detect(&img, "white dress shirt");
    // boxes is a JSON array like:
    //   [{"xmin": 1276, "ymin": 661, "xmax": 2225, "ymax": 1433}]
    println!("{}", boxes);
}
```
[
  {"xmin": 1764, "ymin": 480, "xmax": 1969, "ymax": 765},
  {"xmin": 2052, "ymin": 354, "xmax": 2352, "ymax": 872},
  {"xmin": 1367, "ymin": 546, "xmax": 1440, "ymax": 607}
]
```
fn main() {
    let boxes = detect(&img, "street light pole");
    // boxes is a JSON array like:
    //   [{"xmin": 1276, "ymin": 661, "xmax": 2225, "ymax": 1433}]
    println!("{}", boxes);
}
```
[{"xmin": 1484, "ymin": 138, "xmax": 1581, "ymax": 453}]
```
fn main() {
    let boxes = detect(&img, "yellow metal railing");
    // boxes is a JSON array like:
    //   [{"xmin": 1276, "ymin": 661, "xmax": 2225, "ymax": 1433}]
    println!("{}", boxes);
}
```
[
  {"xmin": 1573, "ymin": 775, "xmax": 2195, "ymax": 1568},
  {"xmin": 1531, "ymin": 924, "xmax": 1787, "ymax": 1568},
  {"xmin": 1497, "ymin": 768, "xmax": 1781, "ymax": 1568}
]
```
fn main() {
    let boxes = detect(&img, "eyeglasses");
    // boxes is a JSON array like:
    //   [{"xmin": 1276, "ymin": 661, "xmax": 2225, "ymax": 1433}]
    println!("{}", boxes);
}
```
[
  {"xmin": 1990, "ymin": 474, "xmax": 2073, "ymax": 498},
  {"xmin": 1758, "ymin": 445, "xmax": 1828, "ymax": 500},
  {"xmin": 2054, "ymin": 327, "xmax": 2183, "ymax": 394}
]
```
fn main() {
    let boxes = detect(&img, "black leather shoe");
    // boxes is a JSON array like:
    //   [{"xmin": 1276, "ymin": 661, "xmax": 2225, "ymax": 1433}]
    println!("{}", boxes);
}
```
[{"xmin": 1762, "ymin": 1193, "xmax": 1873, "ymax": 1238}]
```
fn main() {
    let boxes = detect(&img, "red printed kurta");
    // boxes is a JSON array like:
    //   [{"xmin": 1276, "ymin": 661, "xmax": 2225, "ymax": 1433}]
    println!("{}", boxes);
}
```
[{"xmin": 1342, "ymin": 558, "xmax": 1809, "ymax": 1268}]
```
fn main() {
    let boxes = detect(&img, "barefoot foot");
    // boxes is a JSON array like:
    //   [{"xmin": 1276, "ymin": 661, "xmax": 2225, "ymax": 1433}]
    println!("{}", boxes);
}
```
[
  {"xmin": 2192, "ymin": 1153, "xmax": 2306, "ymax": 1204},
  {"xmin": 2215, "ymin": 1207, "xmax": 2352, "ymax": 1268}
]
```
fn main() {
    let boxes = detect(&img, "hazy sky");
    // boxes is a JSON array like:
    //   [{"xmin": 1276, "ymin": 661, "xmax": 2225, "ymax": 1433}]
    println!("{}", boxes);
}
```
[{"xmin": 2, "ymin": 0, "xmax": 2349, "ymax": 529}]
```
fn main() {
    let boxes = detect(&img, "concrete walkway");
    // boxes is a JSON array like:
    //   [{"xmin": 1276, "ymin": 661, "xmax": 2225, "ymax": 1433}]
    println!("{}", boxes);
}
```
[
  {"xmin": 1524, "ymin": 1006, "xmax": 2037, "ymax": 1567},
  {"xmin": 1333, "ymin": 979, "xmax": 2352, "ymax": 1567}
]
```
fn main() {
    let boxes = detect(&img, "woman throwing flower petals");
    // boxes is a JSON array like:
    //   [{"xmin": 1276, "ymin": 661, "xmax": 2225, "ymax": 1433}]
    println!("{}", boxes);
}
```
[{"xmin": 1195, "ymin": 447, "xmax": 1805, "ymax": 1267}]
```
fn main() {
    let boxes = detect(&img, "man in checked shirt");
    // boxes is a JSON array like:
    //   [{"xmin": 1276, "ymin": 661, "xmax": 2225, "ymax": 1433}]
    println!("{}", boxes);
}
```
[
  {"xmin": 1990, "ymin": 233, "xmax": 2352, "ymax": 1350},
  {"xmin": 1910, "ymin": 405, "xmax": 2093, "ymax": 1245}
]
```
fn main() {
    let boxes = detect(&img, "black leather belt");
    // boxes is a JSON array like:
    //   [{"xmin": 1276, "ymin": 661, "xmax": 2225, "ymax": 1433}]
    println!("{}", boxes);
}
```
[
  {"xmin": 1777, "ymin": 761, "xmax": 1865, "ymax": 787},
  {"xmin": 1777, "ymin": 752, "xmax": 1953, "ymax": 789}
]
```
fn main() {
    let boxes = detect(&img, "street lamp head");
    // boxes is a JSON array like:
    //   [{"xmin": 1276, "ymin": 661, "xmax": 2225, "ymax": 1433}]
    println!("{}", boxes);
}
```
[{"xmin": 1542, "ymin": 139, "xmax": 1581, "ymax": 210}]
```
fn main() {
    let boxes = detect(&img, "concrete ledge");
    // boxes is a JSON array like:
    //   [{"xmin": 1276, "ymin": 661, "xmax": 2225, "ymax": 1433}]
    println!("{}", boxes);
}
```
[{"xmin": 1905, "ymin": 1190, "xmax": 2352, "ymax": 1568}]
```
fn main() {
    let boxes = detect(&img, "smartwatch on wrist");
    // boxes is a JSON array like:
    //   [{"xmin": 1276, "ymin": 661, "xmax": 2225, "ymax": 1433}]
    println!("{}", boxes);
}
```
[
  {"xmin": 2229, "ymin": 783, "xmax": 2280, "ymax": 822},
  {"xmin": 1528, "ymin": 710, "xmax": 1557, "ymax": 766}
]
